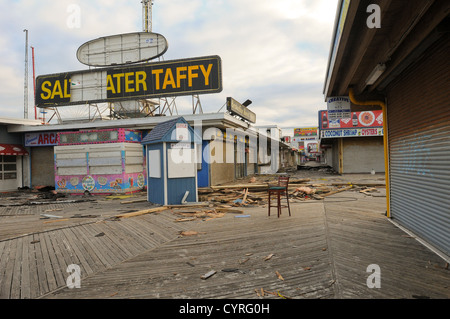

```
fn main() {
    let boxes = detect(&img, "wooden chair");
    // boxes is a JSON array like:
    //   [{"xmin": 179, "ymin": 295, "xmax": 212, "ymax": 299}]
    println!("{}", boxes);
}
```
[{"xmin": 268, "ymin": 176, "xmax": 291, "ymax": 218}]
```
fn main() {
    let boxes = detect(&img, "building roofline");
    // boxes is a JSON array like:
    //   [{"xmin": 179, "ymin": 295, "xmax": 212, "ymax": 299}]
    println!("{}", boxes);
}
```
[
  {"xmin": 0, "ymin": 117, "xmax": 42, "ymax": 126},
  {"xmin": 7, "ymin": 112, "xmax": 252, "ymax": 133}
]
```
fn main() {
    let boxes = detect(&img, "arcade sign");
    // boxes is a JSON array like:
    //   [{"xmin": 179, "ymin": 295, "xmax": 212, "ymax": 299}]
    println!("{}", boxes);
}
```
[{"xmin": 35, "ymin": 55, "xmax": 223, "ymax": 107}]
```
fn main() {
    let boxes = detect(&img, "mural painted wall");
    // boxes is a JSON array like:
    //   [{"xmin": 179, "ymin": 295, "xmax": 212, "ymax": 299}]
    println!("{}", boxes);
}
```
[{"xmin": 54, "ymin": 129, "xmax": 146, "ymax": 194}]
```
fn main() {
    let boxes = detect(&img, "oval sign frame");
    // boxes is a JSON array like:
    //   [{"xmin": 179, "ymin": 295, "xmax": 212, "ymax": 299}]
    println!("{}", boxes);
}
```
[{"xmin": 76, "ymin": 32, "xmax": 169, "ymax": 67}]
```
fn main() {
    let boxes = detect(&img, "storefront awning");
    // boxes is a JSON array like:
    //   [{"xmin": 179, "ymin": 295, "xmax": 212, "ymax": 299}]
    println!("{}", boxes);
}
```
[{"xmin": 0, "ymin": 144, "xmax": 29, "ymax": 156}]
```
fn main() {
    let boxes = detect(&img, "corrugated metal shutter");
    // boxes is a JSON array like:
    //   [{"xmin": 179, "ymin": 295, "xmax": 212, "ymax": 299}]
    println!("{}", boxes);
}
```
[
  {"xmin": 387, "ymin": 35, "xmax": 450, "ymax": 256},
  {"xmin": 389, "ymin": 126, "xmax": 450, "ymax": 255}
]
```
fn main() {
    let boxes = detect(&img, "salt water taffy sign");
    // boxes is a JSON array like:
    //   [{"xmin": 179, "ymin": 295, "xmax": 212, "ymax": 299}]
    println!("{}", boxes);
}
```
[{"xmin": 35, "ymin": 55, "xmax": 222, "ymax": 107}]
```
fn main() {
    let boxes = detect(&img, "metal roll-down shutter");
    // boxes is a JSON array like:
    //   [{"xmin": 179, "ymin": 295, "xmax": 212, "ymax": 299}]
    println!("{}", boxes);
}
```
[{"xmin": 387, "ymin": 35, "xmax": 450, "ymax": 256}]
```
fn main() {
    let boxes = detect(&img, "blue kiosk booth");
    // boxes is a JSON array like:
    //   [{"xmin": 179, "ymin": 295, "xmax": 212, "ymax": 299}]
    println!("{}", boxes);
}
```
[{"xmin": 142, "ymin": 117, "xmax": 201, "ymax": 205}]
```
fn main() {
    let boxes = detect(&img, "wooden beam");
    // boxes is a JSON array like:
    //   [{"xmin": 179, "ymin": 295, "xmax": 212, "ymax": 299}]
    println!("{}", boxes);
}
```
[{"xmin": 115, "ymin": 206, "xmax": 168, "ymax": 218}]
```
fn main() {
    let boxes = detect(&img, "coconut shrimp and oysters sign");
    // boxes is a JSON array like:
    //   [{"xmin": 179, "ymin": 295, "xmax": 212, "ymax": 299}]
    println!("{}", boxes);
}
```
[{"xmin": 35, "ymin": 32, "xmax": 222, "ymax": 108}]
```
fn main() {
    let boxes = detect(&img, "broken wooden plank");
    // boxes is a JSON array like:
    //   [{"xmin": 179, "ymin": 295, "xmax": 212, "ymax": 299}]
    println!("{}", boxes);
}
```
[
  {"xmin": 320, "ymin": 185, "xmax": 353, "ymax": 197},
  {"xmin": 264, "ymin": 253, "xmax": 274, "ymax": 261},
  {"xmin": 201, "ymin": 270, "xmax": 217, "ymax": 280},
  {"xmin": 175, "ymin": 217, "xmax": 197, "ymax": 222},
  {"xmin": 43, "ymin": 218, "xmax": 69, "ymax": 224},
  {"xmin": 115, "ymin": 206, "xmax": 168, "ymax": 218},
  {"xmin": 119, "ymin": 198, "xmax": 147, "ymax": 204},
  {"xmin": 210, "ymin": 184, "xmax": 269, "ymax": 190},
  {"xmin": 275, "ymin": 271, "xmax": 284, "ymax": 281},
  {"xmin": 164, "ymin": 202, "xmax": 209, "ymax": 208},
  {"xmin": 242, "ymin": 188, "xmax": 249, "ymax": 204}
]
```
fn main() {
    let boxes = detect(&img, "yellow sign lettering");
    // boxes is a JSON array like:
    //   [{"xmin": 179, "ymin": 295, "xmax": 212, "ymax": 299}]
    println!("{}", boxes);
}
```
[
  {"xmin": 113, "ymin": 73, "xmax": 124, "ymax": 93},
  {"xmin": 162, "ymin": 68, "xmax": 176, "ymax": 90},
  {"xmin": 40, "ymin": 81, "xmax": 52, "ymax": 100},
  {"xmin": 187, "ymin": 65, "xmax": 199, "ymax": 87},
  {"xmin": 64, "ymin": 79, "xmax": 71, "ymax": 98},
  {"xmin": 152, "ymin": 69, "xmax": 163, "ymax": 90},
  {"xmin": 200, "ymin": 64, "xmax": 213, "ymax": 86},
  {"xmin": 176, "ymin": 66, "xmax": 187, "ymax": 88},
  {"xmin": 51, "ymin": 80, "xmax": 63, "ymax": 99},
  {"xmin": 125, "ymin": 72, "xmax": 135, "ymax": 93},
  {"xmin": 136, "ymin": 71, "xmax": 147, "ymax": 92},
  {"xmin": 106, "ymin": 74, "xmax": 116, "ymax": 94}
]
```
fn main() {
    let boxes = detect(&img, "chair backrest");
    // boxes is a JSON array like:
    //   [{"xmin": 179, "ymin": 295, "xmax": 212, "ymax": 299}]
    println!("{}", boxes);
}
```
[{"xmin": 278, "ymin": 176, "xmax": 289, "ymax": 187}]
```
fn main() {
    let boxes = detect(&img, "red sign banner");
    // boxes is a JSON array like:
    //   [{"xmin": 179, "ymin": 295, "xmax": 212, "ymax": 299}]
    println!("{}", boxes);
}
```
[{"xmin": 319, "ymin": 110, "xmax": 383, "ymax": 129}]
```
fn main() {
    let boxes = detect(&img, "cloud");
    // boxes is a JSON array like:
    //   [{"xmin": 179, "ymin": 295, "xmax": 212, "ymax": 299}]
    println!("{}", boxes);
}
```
[{"xmin": 0, "ymin": 0, "xmax": 338, "ymax": 135}]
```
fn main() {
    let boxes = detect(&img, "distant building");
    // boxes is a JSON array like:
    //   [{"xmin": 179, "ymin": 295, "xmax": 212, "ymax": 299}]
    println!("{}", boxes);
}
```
[
  {"xmin": 8, "ymin": 112, "xmax": 296, "ymax": 194},
  {"xmin": 318, "ymin": 110, "xmax": 384, "ymax": 174},
  {"xmin": 0, "ymin": 117, "xmax": 41, "ymax": 192}
]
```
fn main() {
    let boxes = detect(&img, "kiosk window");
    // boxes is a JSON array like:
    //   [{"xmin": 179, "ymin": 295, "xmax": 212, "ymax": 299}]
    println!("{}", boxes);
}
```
[{"xmin": 1, "ymin": 156, "xmax": 17, "ymax": 180}]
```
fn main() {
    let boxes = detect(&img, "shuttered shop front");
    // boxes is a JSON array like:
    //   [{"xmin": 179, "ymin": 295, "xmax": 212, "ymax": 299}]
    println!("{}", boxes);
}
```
[{"xmin": 386, "ymin": 36, "xmax": 450, "ymax": 256}]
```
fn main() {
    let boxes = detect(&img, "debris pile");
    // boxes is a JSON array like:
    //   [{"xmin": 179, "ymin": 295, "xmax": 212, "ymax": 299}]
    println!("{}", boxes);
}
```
[{"xmin": 197, "ymin": 177, "xmax": 357, "ymax": 206}]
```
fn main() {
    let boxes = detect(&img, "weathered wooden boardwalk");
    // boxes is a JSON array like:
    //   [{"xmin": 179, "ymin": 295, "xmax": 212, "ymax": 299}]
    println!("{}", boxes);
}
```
[
  {"xmin": 0, "ymin": 199, "xmax": 188, "ymax": 299},
  {"xmin": 38, "ymin": 191, "xmax": 449, "ymax": 299},
  {"xmin": 0, "ymin": 188, "xmax": 448, "ymax": 299}
]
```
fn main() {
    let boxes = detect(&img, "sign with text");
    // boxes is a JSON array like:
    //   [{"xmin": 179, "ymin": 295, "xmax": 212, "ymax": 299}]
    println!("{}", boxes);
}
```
[
  {"xmin": 321, "ymin": 128, "xmax": 383, "ymax": 138},
  {"xmin": 24, "ymin": 132, "xmax": 58, "ymax": 146},
  {"xmin": 226, "ymin": 97, "xmax": 256, "ymax": 123},
  {"xmin": 326, "ymin": 96, "xmax": 351, "ymax": 119},
  {"xmin": 35, "ymin": 55, "xmax": 222, "ymax": 107},
  {"xmin": 319, "ymin": 110, "xmax": 383, "ymax": 129},
  {"xmin": 294, "ymin": 127, "xmax": 318, "ymax": 137}
]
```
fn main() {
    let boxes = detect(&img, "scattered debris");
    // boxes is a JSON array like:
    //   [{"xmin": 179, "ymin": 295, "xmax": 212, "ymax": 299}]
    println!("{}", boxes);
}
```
[
  {"xmin": 255, "ymin": 288, "xmax": 291, "ymax": 299},
  {"xmin": 70, "ymin": 214, "xmax": 98, "ymax": 219},
  {"xmin": 120, "ymin": 198, "xmax": 147, "ymax": 204},
  {"xmin": 95, "ymin": 232, "xmax": 105, "ymax": 237},
  {"xmin": 264, "ymin": 253, "xmax": 274, "ymax": 261},
  {"xmin": 221, "ymin": 268, "xmax": 240, "ymax": 273},
  {"xmin": 320, "ymin": 185, "xmax": 353, "ymax": 197},
  {"xmin": 179, "ymin": 230, "xmax": 206, "ymax": 236},
  {"xmin": 277, "ymin": 291, "xmax": 291, "ymax": 299},
  {"xmin": 197, "ymin": 175, "xmax": 363, "ymax": 206},
  {"xmin": 275, "ymin": 271, "xmax": 284, "ymax": 281},
  {"xmin": 201, "ymin": 270, "xmax": 217, "ymax": 280},
  {"xmin": 293, "ymin": 186, "xmax": 315, "ymax": 195},
  {"xmin": 175, "ymin": 217, "xmax": 197, "ymax": 222},
  {"xmin": 44, "ymin": 208, "xmax": 63, "ymax": 213},
  {"xmin": 43, "ymin": 219, "xmax": 69, "ymax": 224},
  {"xmin": 115, "ymin": 206, "xmax": 168, "ymax": 218},
  {"xmin": 40, "ymin": 214, "xmax": 63, "ymax": 219},
  {"xmin": 165, "ymin": 203, "xmax": 209, "ymax": 208},
  {"xmin": 105, "ymin": 194, "xmax": 134, "ymax": 200}
]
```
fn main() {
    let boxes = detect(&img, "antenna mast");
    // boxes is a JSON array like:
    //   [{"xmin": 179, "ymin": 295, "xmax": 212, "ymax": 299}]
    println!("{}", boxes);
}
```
[
  {"xmin": 142, "ymin": 0, "xmax": 153, "ymax": 32},
  {"xmin": 23, "ymin": 29, "xmax": 29, "ymax": 119}
]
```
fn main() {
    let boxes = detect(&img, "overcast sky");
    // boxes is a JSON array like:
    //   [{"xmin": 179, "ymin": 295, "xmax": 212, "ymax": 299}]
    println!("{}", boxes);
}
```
[{"xmin": 0, "ymin": 0, "xmax": 338, "ymax": 136}]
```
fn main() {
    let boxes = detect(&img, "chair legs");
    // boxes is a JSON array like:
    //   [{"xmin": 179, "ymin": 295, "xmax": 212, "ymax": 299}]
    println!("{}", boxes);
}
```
[
  {"xmin": 268, "ymin": 190, "xmax": 290, "ymax": 218},
  {"xmin": 285, "ymin": 191, "xmax": 291, "ymax": 216}
]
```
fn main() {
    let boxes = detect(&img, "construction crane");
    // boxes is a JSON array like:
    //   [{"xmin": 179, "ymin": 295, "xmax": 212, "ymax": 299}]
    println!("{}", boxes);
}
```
[{"xmin": 142, "ymin": 0, "xmax": 153, "ymax": 32}]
